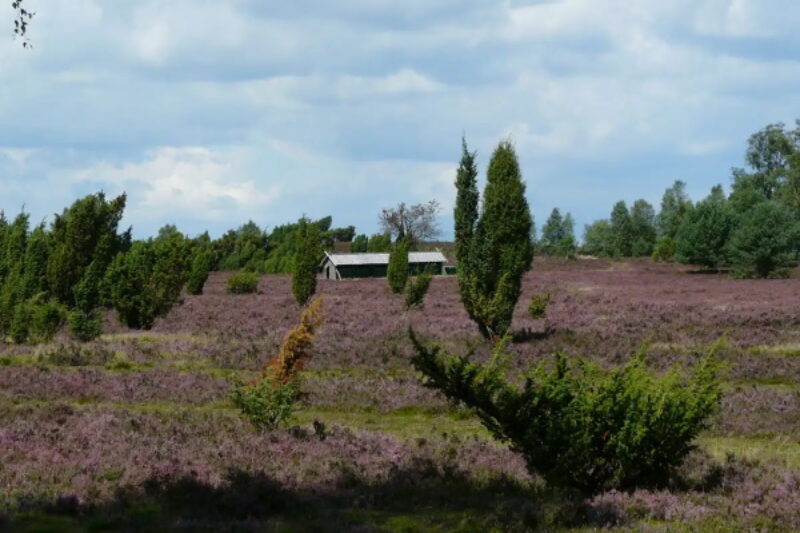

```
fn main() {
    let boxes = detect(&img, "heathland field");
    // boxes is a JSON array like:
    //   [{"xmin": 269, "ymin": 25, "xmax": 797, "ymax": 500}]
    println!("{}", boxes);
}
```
[{"xmin": 2, "ymin": 258, "xmax": 800, "ymax": 532}]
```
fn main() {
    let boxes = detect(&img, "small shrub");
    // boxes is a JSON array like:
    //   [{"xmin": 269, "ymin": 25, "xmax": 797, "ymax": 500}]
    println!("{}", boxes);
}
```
[
  {"xmin": 651, "ymin": 237, "xmax": 676, "ymax": 262},
  {"xmin": 42, "ymin": 343, "xmax": 114, "ymax": 366},
  {"xmin": 227, "ymin": 272, "xmax": 260, "ymax": 294},
  {"xmin": 232, "ymin": 297, "xmax": 325, "ymax": 430},
  {"xmin": 404, "ymin": 270, "xmax": 433, "ymax": 309},
  {"xmin": 29, "ymin": 300, "xmax": 67, "ymax": 343},
  {"xmin": 527, "ymin": 293, "xmax": 550, "ymax": 320},
  {"xmin": 68, "ymin": 310, "xmax": 103, "ymax": 342},
  {"xmin": 230, "ymin": 379, "xmax": 299, "ymax": 431},
  {"xmin": 409, "ymin": 332, "xmax": 722, "ymax": 494},
  {"xmin": 268, "ymin": 297, "xmax": 325, "ymax": 383}
]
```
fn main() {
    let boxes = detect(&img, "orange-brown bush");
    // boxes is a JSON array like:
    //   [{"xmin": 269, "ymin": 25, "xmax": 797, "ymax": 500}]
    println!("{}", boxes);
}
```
[
  {"xmin": 267, "ymin": 296, "xmax": 325, "ymax": 384},
  {"xmin": 231, "ymin": 296, "xmax": 325, "ymax": 430}
]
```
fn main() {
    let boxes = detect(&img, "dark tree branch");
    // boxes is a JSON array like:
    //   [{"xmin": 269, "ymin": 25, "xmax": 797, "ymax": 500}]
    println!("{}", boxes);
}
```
[{"xmin": 11, "ymin": 0, "xmax": 34, "ymax": 48}]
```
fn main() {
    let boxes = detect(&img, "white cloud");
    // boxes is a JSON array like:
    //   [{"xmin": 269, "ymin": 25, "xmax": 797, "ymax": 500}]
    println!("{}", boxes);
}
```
[
  {"xmin": 3, "ymin": 0, "xmax": 800, "ymax": 239},
  {"xmin": 70, "ymin": 146, "xmax": 281, "ymax": 223}
]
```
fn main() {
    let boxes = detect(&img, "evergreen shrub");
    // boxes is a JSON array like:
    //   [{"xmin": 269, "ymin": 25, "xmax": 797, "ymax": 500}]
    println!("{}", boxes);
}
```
[
  {"xmin": 227, "ymin": 272, "xmax": 260, "ymax": 294},
  {"xmin": 410, "ymin": 332, "xmax": 722, "ymax": 494}
]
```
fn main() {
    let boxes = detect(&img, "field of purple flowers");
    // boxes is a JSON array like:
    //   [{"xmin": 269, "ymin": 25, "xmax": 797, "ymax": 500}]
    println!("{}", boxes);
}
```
[{"xmin": 2, "ymin": 258, "xmax": 800, "ymax": 531}]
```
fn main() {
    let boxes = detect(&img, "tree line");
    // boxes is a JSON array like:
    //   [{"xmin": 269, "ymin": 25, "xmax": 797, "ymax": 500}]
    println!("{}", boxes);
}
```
[
  {"xmin": 0, "ymin": 195, "xmax": 360, "ymax": 343},
  {"xmin": 0, "ymin": 190, "xmax": 443, "ymax": 343},
  {"xmin": 537, "ymin": 121, "xmax": 800, "ymax": 278}
]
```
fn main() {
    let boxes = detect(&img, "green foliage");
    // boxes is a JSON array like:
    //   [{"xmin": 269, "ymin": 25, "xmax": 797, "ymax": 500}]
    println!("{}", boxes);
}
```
[
  {"xmin": 9, "ymin": 297, "xmax": 66, "ymax": 344},
  {"xmin": 729, "ymin": 170, "xmax": 769, "ymax": 214},
  {"xmin": 326, "ymin": 225, "xmax": 355, "ymax": 243},
  {"xmin": 46, "ymin": 192, "xmax": 129, "ymax": 307},
  {"xmin": 630, "ymin": 199, "xmax": 657, "ymax": 256},
  {"xmin": 9, "ymin": 302, "xmax": 30, "ymax": 344},
  {"xmin": 292, "ymin": 218, "xmax": 322, "ymax": 306},
  {"xmin": 404, "ymin": 269, "xmax": 433, "ymax": 309},
  {"xmin": 581, "ymin": 220, "xmax": 613, "ymax": 257},
  {"xmin": 527, "ymin": 293, "xmax": 550, "ymax": 320},
  {"xmin": 366, "ymin": 233, "xmax": 392, "ymax": 253},
  {"xmin": 652, "ymin": 237, "xmax": 676, "ymax": 262},
  {"xmin": 0, "ymin": 265, "xmax": 23, "ymax": 334},
  {"xmin": 28, "ymin": 299, "xmax": 67, "ymax": 343},
  {"xmin": 214, "ymin": 217, "xmax": 345, "ymax": 275},
  {"xmin": 68, "ymin": 309, "xmax": 103, "ymax": 342},
  {"xmin": 675, "ymin": 186, "xmax": 734, "ymax": 269},
  {"xmin": 454, "ymin": 137, "xmax": 479, "ymax": 266},
  {"xmin": 739, "ymin": 122, "xmax": 797, "ymax": 200},
  {"xmin": 230, "ymin": 379, "xmax": 299, "ymax": 431},
  {"xmin": 609, "ymin": 201, "xmax": 634, "ymax": 257},
  {"xmin": 103, "ymin": 232, "xmax": 191, "ymax": 329},
  {"xmin": 226, "ymin": 272, "xmax": 260, "ymax": 294},
  {"xmin": 186, "ymin": 250, "xmax": 215, "ymax": 295},
  {"xmin": 727, "ymin": 201, "xmax": 800, "ymax": 278},
  {"xmin": 350, "ymin": 234, "xmax": 369, "ymax": 253},
  {"xmin": 387, "ymin": 238, "xmax": 410, "ymax": 294},
  {"xmin": 20, "ymin": 224, "xmax": 48, "ymax": 298},
  {"xmin": 409, "ymin": 331, "xmax": 722, "ymax": 494},
  {"xmin": 1, "ymin": 212, "xmax": 29, "ymax": 278},
  {"xmin": 215, "ymin": 221, "xmax": 268, "ymax": 271},
  {"xmin": 657, "ymin": 181, "xmax": 693, "ymax": 239},
  {"xmin": 458, "ymin": 141, "xmax": 533, "ymax": 340},
  {"xmin": 540, "ymin": 208, "xmax": 576, "ymax": 257},
  {"xmin": 554, "ymin": 235, "xmax": 577, "ymax": 259}
]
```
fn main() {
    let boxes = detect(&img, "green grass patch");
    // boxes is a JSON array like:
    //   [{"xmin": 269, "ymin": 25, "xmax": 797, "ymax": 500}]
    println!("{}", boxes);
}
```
[
  {"xmin": 699, "ymin": 435, "xmax": 800, "ymax": 469},
  {"xmin": 294, "ymin": 406, "xmax": 491, "ymax": 442}
]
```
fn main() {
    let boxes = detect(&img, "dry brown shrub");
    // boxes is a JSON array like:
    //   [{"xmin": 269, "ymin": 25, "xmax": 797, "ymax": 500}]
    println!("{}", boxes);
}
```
[{"xmin": 266, "ymin": 296, "xmax": 325, "ymax": 384}]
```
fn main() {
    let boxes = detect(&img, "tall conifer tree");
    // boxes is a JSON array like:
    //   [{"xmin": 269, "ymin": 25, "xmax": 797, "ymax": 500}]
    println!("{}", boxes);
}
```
[
  {"xmin": 458, "ymin": 140, "xmax": 533, "ymax": 339},
  {"xmin": 387, "ymin": 236, "xmax": 410, "ymax": 294},
  {"xmin": 454, "ymin": 137, "xmax": 479, "ymax": 266},
  {"xmin": 292, "ymin": 217, "xmax": 321, "ymax": 306}
]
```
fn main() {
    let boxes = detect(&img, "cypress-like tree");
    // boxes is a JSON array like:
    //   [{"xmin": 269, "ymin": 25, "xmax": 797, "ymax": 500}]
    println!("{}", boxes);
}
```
[
  {"xmin": 3, "ymin": 212, "xmax": 29, "ymax": 274},
  {"xmin": 21, "ymin": 224, "xmax": 49, "ymax": 298},
  {"xmin": 459, "ymin": 140, "xmax": 533, "ymax": 339},
  {"xmin": 186, "ymin": 248, "xmax": 215, "ymax": 295},
  {"xmin": 292, "ymin": 217, "xmax": 322, "ymax": 306},
  {"xmin": 0, "ymin": 211, "xmax": 8, "ymax": 278},
  {"xmin": 0, "ymin": 213, "xmax": 29, "ymax": 335},
  {"xmin": 387, "ymin": 237, "xmax": 410, "ymax": 294},
  {"xmin": 454, "ymin": 137, "xmax": 479, "ymax": 266}
]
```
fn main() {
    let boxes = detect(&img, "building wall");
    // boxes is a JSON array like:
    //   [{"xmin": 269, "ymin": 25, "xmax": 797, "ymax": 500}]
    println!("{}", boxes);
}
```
[
  {"xmin": 338, "ymin": 264, "xmax": 389, "ymax": 278},
  {"xmin": 323, "ymin": 260, "xmax": 446, "ymax": 279}
]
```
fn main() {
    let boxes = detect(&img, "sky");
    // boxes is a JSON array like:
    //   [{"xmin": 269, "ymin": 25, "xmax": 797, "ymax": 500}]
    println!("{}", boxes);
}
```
[{"xmin": 1, "ymin": 0, "xmax": 800, "ymax": 240}]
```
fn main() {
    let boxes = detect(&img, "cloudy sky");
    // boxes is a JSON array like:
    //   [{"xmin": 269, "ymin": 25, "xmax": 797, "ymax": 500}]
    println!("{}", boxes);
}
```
[{"xmin": 2, "ymin": 0, "xmax": 800, "ymax": 239}]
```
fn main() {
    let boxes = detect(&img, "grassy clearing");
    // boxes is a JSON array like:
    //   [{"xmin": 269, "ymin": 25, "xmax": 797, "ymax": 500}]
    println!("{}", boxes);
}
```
[
  {"xmin": 295, "ymin": 406, "xmax": 490, "ymax": 442},
  {"xmin": 700, "ymin": 435, "xmax": 800, "ymax": 469}
]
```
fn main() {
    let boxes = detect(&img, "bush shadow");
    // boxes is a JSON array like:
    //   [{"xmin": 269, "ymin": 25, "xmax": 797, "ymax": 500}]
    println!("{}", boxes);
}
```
[
  {"xmin": 1, "ymin": 460, "xmax": 541, "ymax": 533},
  {"xmin": 512, "ymin": 324, "xmax": 555, "ymax": 343}
]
